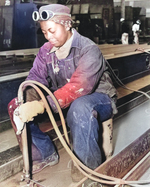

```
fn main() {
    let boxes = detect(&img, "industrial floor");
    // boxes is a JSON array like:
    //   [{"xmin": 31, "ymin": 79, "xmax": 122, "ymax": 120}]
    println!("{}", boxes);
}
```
[{"xmin": 0, "ymin": 99, "xmax": 150, "ymax": 187}]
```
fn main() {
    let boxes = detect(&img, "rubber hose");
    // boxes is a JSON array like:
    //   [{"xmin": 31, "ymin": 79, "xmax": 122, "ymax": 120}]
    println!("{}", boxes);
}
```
[{"xmin": 18, "ymin": 80, "xmax": 150, "ymax": 186}]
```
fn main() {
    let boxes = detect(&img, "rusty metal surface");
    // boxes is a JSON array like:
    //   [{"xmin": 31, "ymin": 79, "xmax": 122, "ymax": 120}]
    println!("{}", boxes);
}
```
[
  {"xmin": 96, "ymin": 129, "xmax": 150, "ymax": 179},
  {"xmin": 123, "ymin": 153, "xmax": 150, "ymax": 181},
  {"xmin": 78, "ymin": 129, "xmax": 150, "ymax": 186}
]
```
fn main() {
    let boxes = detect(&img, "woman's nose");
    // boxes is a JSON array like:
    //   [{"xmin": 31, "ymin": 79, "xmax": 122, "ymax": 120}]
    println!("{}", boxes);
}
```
[{"xmin": 45, "ymin": 32, "xmax": 53, "ymax": 40}]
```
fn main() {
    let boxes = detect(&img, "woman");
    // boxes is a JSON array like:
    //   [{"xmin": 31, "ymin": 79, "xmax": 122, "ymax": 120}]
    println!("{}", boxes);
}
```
[{"xmin": 8, "ymin": 4, "xmax": 117, "ymax": 186}]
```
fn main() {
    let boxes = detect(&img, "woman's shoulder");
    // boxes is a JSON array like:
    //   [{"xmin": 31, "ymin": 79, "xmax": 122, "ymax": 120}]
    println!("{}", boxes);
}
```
[
  {"xmin": 73, "ymin": 29, "xmax": 97, "ymax": 50},
  {"xmin": 39, "ymin": 42, "xmax": 53, "ymax": 53}
]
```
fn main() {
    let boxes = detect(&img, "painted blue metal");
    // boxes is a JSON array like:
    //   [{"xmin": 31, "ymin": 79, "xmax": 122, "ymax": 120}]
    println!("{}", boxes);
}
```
[{"xmin": 12, "ymin": 3, "xmax": 37, "ymax": 49}]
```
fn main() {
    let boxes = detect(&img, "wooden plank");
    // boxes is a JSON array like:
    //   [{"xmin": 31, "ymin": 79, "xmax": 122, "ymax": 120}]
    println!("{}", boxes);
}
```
[
  {"xmin": 39, "ymin": 120, "xmax": 62, "ymax": 133},
  {"xmin": 0, "ymin": 48, "xmax": 39, "ymax": 57},
  {"xmin": 117, "ymin": 74, "xmax": 150, "ymax": 99},
  {"xmin": 0, "ymin": 72, "xmax": 29, "ymax": 83},
  {"xmin": 0, "ymin": 43, "xmax": 149, "ymax": 60},
  {"xmin": 99, "ymin": 43, "xmax": 150, "ymax": 59}
]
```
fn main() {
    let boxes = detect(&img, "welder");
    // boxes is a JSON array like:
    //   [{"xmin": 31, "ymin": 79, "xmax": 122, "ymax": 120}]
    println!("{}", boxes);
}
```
[
  {"xmin": 132, "ymin": 19, "xmax": 141, "ymax": 44},
  {"xmin": 8, "ymin": 4, "xmax": 117, "ymax": 186}
]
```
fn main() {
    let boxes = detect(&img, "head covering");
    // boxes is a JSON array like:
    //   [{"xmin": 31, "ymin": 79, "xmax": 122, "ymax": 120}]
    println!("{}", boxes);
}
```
[
  {"xmin": 120, "ymin": 18, "xmax": 125, "ymax": 22},
  {"xmin": 136, "ymin": 19, "xmax": 141, "ymax": 25},
  {"xmin": 39, "ymin": 4, "xmax": 70, "ymax": 15},
  {"xmin": 38, "ymin": 4, "xmax": 73, "ymax": 27}
]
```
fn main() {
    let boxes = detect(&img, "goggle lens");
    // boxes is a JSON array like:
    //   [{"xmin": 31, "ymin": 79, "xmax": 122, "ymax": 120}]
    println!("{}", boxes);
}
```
[
  {"xmin": 32, "ymin": 11, "xmax": 40, "ymax": 21},
  {"xmin": 41, "ymin": 11, "xmax": 53, "ymax": 20}
]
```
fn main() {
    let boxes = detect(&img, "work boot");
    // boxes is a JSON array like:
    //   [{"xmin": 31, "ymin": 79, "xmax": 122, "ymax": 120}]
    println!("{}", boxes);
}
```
[
  {"xmin": 71, "ymin": 160, "xmax": 85, "ymax": 182},
  {"xmin": 32, "ymin": 152, "xmax": 59, "ymax": 174},
  {"xmin": 102, "ymin": 119, "xmax": 113, "ymax": 160},
  {"xmin": 82, "ymin": 179, "xmax": 102, "ymax": 187}
]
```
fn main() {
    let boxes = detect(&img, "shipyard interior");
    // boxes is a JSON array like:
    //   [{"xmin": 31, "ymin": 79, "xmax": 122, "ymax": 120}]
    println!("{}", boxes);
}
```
[{"xmin": 0, "ymin": 0, "xmax": 150, "ymax": 187}]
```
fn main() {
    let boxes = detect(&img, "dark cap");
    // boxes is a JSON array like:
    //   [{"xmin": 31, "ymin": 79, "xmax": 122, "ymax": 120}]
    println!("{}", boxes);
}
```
[{"xmin": 39, "ymin": 4, "xmax": 71, "ymax": 15}]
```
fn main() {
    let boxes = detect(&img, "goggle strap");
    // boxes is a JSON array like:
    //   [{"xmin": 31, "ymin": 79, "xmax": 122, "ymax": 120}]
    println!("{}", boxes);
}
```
[{"xmin": 53, "ymin": 12, "xmax": 71, "ymax": 17}]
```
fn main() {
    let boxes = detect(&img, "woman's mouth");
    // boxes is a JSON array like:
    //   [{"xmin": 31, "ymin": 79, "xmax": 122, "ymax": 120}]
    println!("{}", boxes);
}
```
[{"xmin": 49, "ymin": 40, "xmax": 57, "ymax": 45}]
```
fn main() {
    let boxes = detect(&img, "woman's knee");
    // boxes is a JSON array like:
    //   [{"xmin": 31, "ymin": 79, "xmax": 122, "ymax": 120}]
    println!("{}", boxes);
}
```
[
  {"xmin": 66, "ymin": 97, "xmax": 96, "ymax": 131},
  {"xmin": 68, "ymin": 96, "xmax": 91, "ymax": 115}
]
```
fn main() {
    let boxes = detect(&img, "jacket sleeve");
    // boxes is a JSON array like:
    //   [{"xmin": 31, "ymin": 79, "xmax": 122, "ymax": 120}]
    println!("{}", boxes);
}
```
[
  {"xmin": 26, "ymin": 47, "xmax": 49, "ymax": 87},
  {"xmin": 53, "ymin": 44, "xmax": 106, "ymax": 109}
]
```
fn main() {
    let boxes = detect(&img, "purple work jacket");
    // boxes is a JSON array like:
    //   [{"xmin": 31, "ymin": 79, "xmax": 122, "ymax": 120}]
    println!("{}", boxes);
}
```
[{"xmin": 26, "ymin": 29, "xmax": 117, "ymax": 114}]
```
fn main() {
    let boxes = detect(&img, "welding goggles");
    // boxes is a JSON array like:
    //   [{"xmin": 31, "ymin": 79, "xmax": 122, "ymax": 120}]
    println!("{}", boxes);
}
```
[{"xmin": 32, "ymin": 10, "xmax": 71, "ymax": 21}]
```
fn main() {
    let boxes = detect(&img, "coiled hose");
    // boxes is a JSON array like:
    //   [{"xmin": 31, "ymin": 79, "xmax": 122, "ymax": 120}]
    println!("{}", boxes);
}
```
[{"xmin": 18, "ymin": 80, "xmax": 150, "ymax": 187}]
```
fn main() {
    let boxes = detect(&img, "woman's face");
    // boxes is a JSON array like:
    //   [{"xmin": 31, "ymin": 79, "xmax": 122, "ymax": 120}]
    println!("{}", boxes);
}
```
[{"xmin": 40, "ymin": 20, "xmax": 71, "ymax": 47}]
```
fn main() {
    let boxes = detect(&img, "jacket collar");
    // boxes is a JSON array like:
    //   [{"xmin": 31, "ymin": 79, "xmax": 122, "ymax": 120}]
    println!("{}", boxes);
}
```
[{"xmin": 43, "ymin": 28, "xmax": 81, "ymax": 53}]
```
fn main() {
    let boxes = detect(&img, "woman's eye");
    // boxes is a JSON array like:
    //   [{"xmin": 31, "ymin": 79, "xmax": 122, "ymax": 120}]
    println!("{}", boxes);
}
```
[{"xmin": 49, "ymin": 29, "xmax": 55, "ymax": 34}]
